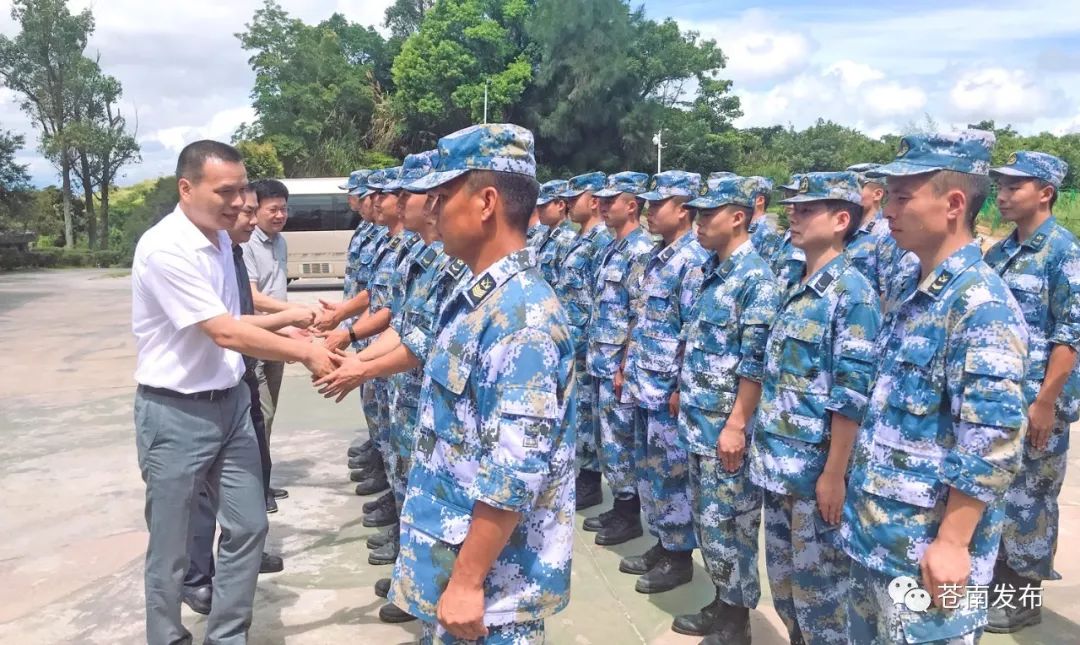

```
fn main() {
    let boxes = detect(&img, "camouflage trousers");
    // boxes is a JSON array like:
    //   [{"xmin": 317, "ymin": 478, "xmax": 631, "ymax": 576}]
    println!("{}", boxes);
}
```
[
  {"xmin": 999, "ymin": 421, "xmax": 1069, "ymax": 581},
  {"xmin": 594, "ymin": 376, "xmax": 636, "ymax": 496},
  {"xmin": 688, "ymin": 454, "xmax": 762, "ymax": 608},
  {"xmin": 364, "ymin": 378, "xmax": 392, "ymax": 471},
  {"xmin": 420, "ymin": 619, "xmax": 544, "ymax": 644},
  {"xmin": 634, "ymin": 406, "xmax": 696, "ymax": 551},
  {"xmin": 574, "ymin": 355, "xmax": 600, "ymax": 473},
  {"xmin": 763, "ymin": 491, "xmax": 848, "ymax": 644},
  {"xmin": 847, "ymin": 559, "xmax": 981, "ymax": 644},
  {"xmin": 388, "ymin": 381, "xmax": 420, "ymax": 514}
]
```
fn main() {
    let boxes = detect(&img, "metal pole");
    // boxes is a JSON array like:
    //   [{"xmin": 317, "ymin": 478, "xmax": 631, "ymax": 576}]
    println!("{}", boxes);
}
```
[
  {"xmin": 656, "ymin": 130, "xmax": 662, "ymax": 174},
  {"xmin": 483, "ymin": 81, "xmax": 489, "ymax": 124}
]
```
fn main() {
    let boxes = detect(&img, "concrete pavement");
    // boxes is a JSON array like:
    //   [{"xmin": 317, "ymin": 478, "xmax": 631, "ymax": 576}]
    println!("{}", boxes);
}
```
[{"xmin": 0, "ymin": 268, "xmax": 1077, "ymax": 644}]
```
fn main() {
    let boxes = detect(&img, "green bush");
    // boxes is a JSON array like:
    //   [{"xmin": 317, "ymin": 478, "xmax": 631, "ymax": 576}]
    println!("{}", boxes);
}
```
[{"xmin": 0, "ymin": 247, "xmax": 129, "ymax": 271}]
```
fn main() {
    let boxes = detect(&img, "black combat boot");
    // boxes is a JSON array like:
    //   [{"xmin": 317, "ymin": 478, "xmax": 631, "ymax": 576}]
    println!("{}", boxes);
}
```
[
  {"xmin": 595, "ymin": 495, "xmax": 643, "ymax": 546},
  {"xmin": 619, "ymin": 539, "xmax": 665, "ymax": 575},
  {"xmin": 698, "ymin": 603, "xmax": 751, "ymax": 645},
  {"xmin": 672, "ymin": 587, "xmax": 722, "ymax": 636},
  {"xmin": 635, "ymin": 548, "xmax": 693, "ymax": 594},
  {"xmin": 576, "ymin": 469, "xmax": 603, "ymax": 510}
]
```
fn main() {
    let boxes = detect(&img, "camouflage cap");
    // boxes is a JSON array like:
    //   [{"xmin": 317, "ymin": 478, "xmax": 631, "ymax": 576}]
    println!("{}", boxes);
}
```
[
  {"xmin": 340, "ymin": 168, "xmax": 372, "ymax": 192},
  {"xmin": 365, "ymin": 166, "xmax": 401, "ymax": 192},
  {"xmin": 868, "ymin": 130, "xmax": 996, "ymax": 178},
  {"xmin": 385, "ymin": 149, "xmax": 440, "ymax": 192},
  {"xmin": 748, "ymin": 176, "xmax": 774, "ymax": 197},
  {"xmin": 991, "ymin": 151, "xmax": 1069, "ymax": 189},
  {"xmin": 559, "ymin": 171, "xmax": 608, "ymax": 198},
  {"xmin": 779, "ymin": 173, "xmax": 805, "ymax": 193},
  {"xmin": 594, "ymin": 171, "xmax": 650, "ymax": 198},
  {"xmin": 780, "ymin": 171, "xmax": 862, "ymax": 205},
  {"xmin": 404, "ymin": 123, "xmax": 537, "ymax": 192},
  {"xmin": 846, "ymin": 162, "xmax": 883, "ymax": 185},
  {"xmin": 638, "ymin": 170, "xmax": 703, "ymax": 202},
  {"xmin": 706, "ymin": 171, "xmax": 738, "ymax": 190},
  {"xmin": 686, "ymin": 176, "xmax": 756, "ymax": 210},
  {"xmin": 536, "ymin": 179, "xmax": 569, "ymax": 205}
]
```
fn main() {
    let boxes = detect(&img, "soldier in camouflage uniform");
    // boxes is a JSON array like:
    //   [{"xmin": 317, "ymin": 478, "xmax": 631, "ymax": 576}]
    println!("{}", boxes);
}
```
[
  {"xmin": 747, "ymin": 176, "xmax": 783, "ymax": 263},
  {"xmin": 749, "ymin": 172, "xmax": 881, "ymax": 645},
  {"xmin": 383, "ymin": 124, "xmax": 576, "ymax": 644},
  {"xmin": 583, "ymin": 171, "xmax": 656, "ymax": 546},
  {"xmin": 555, "ymin": 172, "xmax": 614, "ymax": 510},
  {"xmin": 706, "ymin": 171, "xmax": 737, "ymax": 190},
  {"xmin": 617, "ymin": 170, "xmax": 709, "ymax": 594},
  {"xmin": 983, "ymin": 151, "xmax": 1080, "ymax": 633},
  {"xmin": 534, "ymin": 179, "xmax": 576, "ymax": 285},
  {"xmin": 841, "ymin": 131, "xmax": 1029, "ymax": 644},
  {"xmin": 844, "ymin": 162, "xmax": 904, "ymax": 303},
  {"xmin": 671, "ymin": 178, "xmax": 780, "ymax": 644},
  {"xmin": 526, "ymin": 195, "xmax": 550, "ymax": 247}
]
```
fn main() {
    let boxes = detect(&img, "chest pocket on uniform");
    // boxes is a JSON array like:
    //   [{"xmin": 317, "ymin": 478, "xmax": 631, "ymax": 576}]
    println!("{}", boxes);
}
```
[
  {"xmin": 777, "ymin": 323, "xmax": 826, "ymax": 392},
  {"xmin": 1005, "ymin": 272, "xmax": 1046, "ymax": 323},
  {"xmin": 599, "ymin": 266, "xmax": 625, "ymax": 302},
  {"xmin": 427, "ymin": 350, "xmax": 476, "ymax": 446},
  {"xmin": 358, "ymin": 251, "xmax": 375, "ymax": 266},
  {"xmin": 693, "ymin": 306, "xmax": 732, "ymax": 354},
  {"xmin": 884, "ymin": 336, "xmax": 943, "ymax": 443}
]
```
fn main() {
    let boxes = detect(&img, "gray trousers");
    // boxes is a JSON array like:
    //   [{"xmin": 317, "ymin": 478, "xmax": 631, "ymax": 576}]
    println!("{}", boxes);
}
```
[
  {"xmin": 135, "ymin": 385, "xmax": 268, "ymax": 645},
  {"xmin": 255, "ymin": 360, "xmax": 284, "ymax": 438}
]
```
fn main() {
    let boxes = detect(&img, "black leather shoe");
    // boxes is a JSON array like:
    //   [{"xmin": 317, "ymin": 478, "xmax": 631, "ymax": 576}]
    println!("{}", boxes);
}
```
[
  {"xmin": 348, "ymin": 439, "xmax": 374, "ymax": 458},
  {"xmin": 672, "ymin": 591, "xmax": 721, "ymax": 636},
  {"xmin": 367, "ymin": 525, "xmax": 397, "ymax": 549},
  {"xmin": 259, "ymin": 552, "xmax": 284, "ymax": 574},
  {"xmin": 348, "ymin": 449, "xmax": 381, "ymax": 469},
  {"xmin": 375, "ymin": 577, "xmax": 392, "ymax": 598},
  {"xmin": 583, "ymin": 508, "xmax": 616, "ymax": 532},
  {"xmin": 379, "ymin": 602, "xmax": 417, "ymax": 623},
  {"xmin": 182, "ymin": 584, "xmax": 212, "ymax": 615},
  {"xmin": 369, "ymin": 539, "xmax": 399, "ymax": 565},
  {"xmin": 363, "ymin": 501, "xmax": 398, "ymax": 527},
  {"xmin": 987, "ymin": 604, "xmax": 1042, "ymax": 633},
  {"xmin": 595, "ymin": 512, "xmax": 643, "ymax": 546},
  {"xmin": 350, "ymin": 465, "xmax": 384, "ymax": 482},
  {"xmin": 619, "ymin": 540, "xmax": 664, "ymax": 575},
  {"xmin": 635, "ymin": 550, "xmax": 693, "ymax": 594},
  {"xmin": 265, "ymin": 493, "xmax": 278, "ymax": 514},
  {"xmin": 698, "ymin": 604, "xmax": 751, "ymax": 645},
  {"xmin": 355, "ymin": 472, "xmax": 390, "ymax": 496},
  {"xmin": 363, "ymin": 490, "xmax": 395, "ymax": 514},
  {"xmin": 270, "ymin": 487, "xmax": 288, "ymax": 500},
  {"xmin": 575, "ymin": 471, "xmax": 603, "ymax": 511}
]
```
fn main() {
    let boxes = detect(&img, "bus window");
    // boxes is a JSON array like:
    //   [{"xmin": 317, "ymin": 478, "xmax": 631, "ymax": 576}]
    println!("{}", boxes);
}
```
[{"xmin": 282, "ymin": 194, "xmax": 360, "ymax": 232}]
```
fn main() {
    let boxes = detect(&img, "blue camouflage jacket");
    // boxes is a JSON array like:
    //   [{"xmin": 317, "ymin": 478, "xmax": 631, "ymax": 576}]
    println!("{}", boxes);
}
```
[
  {"xmin": 586, "ymin": 226, "xmax": 656, "ymax": 379},
  {"xmin": 624, "ymin": 229, "xmax": 710, "ymax": 409},
  {"xmin": 749, "ymin": 254, "xmax": 881, "ymax": 498},
  {"xmin": 343, "ymin": 220, "xmax": 373, "ymax": 299},
  {"xmin": 527, "ymin": 222, "xmax": 550, "ymax": 248},
  {"xmin": 845, "ymin": 211, "xmax": 901, "ymax": 302},
  {"xmin": 985, "ymin": 216, "xmax": 1080, "ymax": 437},
  {"xmin": 750, "ymin": 216, "xmax": 783, "ymax": 266},
  {"xmin": 679, "ymin": 241, "xmax": 780, "ymax": 456},
  {"xmin": 390, "ymin": 248, "xmax": 576, "ymax": 627},
  {"xmin": 536, "ymin": 220, "xmax": 577, "ymax": 286},
  {"xmin": 556, "ymin": 223, "xmax": 615, "ymax": 354},
  {"xmin": 841, "ymin": 243, "xmax": 1029, "ymax": 589},
  {"xmin": 369, "ymin": 230, "xmax": 422, "ymax": 314}
]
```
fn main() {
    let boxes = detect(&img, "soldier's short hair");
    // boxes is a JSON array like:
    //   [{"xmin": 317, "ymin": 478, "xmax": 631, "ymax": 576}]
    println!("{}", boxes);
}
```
[
  {"xmin": 467, "ymin": 170, "xmax": 541, "ymax": 235},
  {"xmin": 176, "ymin": 140, "xmax": 243, "ymax": 184},
  {"xmin": 928, "ymin": 170, "xmax": 991, "ymax": 234}
]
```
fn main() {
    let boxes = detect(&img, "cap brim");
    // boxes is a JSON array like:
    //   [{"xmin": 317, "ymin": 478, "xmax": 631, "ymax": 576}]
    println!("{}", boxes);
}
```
[
  {"xmin": 685, "ymin": 197, "xmax": 721, "ymax": 209},
  {"xmin": 780, "ymin": 194, "xmax": 827, "ymax": 204},
  {"xmin": 593, "ymin": 188, "xmax": 621, "ymax": 198},
  {"xmin": 989, "ymin": 166, "xmax": 1036, "ymax": 179},
  {"xmin": 639, "ymin": 191, "xmax": 667, "ymax": 202},
  {"xmin": 338, "ymin": 183, "xmax": 352, "ymax": 190},
  {"xmin": 536, "ymin": 196, "xmax": 554, "ymax": 205},
  {"xmin": 866, "ymin": 160, "xmax": 944, "ymax": 178},
  {"xmin": 404, "ymin": 168, "xmax": 469, "ymax": 193},
  {"xmin": 558, "ymin": 189, "xmax": 586, "ymax": 198},
  {"xmin": 348, "ymin": 187, "xmax": 370, "ymax": 196}
]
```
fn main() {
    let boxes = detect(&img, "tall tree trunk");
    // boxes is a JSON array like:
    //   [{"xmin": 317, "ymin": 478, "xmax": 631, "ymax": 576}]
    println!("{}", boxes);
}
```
[
  {"xmin": 79, "ymin": 150, "xmax": 96, "ymax": 249},
  {"xmin": 60, "ymin": 152, "xmax": 73, "ymax": 249},
  {"xmin": 99, "ymin": 181, "xmax": 110, "ymax": 251}
]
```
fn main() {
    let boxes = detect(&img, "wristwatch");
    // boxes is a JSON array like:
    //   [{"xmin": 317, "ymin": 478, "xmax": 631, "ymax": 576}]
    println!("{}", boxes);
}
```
[{"xmin": 348, "ymin": 327, "xmax": 358, "ymax": 344}]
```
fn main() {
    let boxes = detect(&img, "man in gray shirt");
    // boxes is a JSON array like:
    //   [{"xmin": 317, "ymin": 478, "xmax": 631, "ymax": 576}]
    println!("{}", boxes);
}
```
[{"xmin": 242, "ymin": 178, "xmax": 299, "ymax": 500}]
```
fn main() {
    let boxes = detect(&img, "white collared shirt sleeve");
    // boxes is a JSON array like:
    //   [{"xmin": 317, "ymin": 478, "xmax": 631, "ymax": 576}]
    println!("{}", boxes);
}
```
[{"xmin": 143, "ymin": 249, "xmax": 229, "ymax": 330}]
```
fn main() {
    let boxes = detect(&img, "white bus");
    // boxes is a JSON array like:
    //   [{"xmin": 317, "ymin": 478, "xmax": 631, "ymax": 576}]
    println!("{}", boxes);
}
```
[{"xmin": 278, "ymin": 177, "xmax": 356, "ymax": 282}]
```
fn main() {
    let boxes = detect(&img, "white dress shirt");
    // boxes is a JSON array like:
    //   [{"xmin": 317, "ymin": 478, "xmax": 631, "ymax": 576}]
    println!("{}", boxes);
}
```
[{"xmin": 132, "ymin": 205, "xmax": 244, "ymax": 393}]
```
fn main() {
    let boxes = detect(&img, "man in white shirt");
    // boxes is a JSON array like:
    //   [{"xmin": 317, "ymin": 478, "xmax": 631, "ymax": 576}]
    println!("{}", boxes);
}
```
[{"xmin": 131, "ymin": 140, "xmax": 339, "ymax": 645}]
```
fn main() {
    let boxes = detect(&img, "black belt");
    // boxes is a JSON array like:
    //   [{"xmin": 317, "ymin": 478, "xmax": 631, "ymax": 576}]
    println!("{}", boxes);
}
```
[{"xmin": 139, "ymin": 384, "xmax": 234, "ymax": 402}]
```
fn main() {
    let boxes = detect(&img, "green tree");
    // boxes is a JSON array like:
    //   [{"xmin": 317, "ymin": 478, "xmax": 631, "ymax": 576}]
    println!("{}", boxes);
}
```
[
  {"xmin": 384, "ymin": 0, "xmax": 436, "ymax": 39},
  {"xmin": 0, "ymin": 130, "xmax": 32, "ymax": 232},
  {"xmin": 0, "ymin": 0, "xmax": 95, "ymax": 248},
  {"xmin": 235, "ymin": 140, "xmax": 285, "ymax": 180},
  {"xmin": 391, "ymin": 0, "xmax": 533, "ymax": 150},
  {"xmin": 236, "ymin": 1, "xmax": 393, "ymax": 176}
]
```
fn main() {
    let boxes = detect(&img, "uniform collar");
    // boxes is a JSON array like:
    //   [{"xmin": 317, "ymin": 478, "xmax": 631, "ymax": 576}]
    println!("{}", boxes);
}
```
[
  {"xmin": 1018, "ymin": 216, "xmax": 1056, "ymax": 251},
  {"xmin": 252, "ymin": 225, "xmax": 274, "ymax": 245},
  {"xmin": 657, "ymin": 228, "xmax": 696, "ymax": 263},
  {"xmin": 708, "ymin": 239, "xmax": 752, "ymax": 280},
  {"xmin": 792, "ymin": 253, "xmax": 847, "ymax": 298},
  {"xmin": 918, "ymin": 242, "xmax": 983, "ymax": 300},
  {"xmin": 460, "ymin": 248, "xmax": 536, "ymax": 309}
]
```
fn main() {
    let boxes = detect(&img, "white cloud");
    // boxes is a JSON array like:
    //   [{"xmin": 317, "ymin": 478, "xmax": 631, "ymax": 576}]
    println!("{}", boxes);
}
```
[
  {"xmin": 948, "ymin": 68, "xmax": 1062, "ymax": 122},
  {"xmin": 825, "ymin": 61, "xmax": 885, "ymax": 91},
  {"xmin": 680, "ymin": 10, "xmax": 814, "ymax": 85},
  {"xmin": 864, "ymin": 82, "xmax": 928, "ymax": 118}
]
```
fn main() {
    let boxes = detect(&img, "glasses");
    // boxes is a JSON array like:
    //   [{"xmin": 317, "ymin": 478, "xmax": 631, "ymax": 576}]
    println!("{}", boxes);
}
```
[{"xmin": 264, "ymin": 206, "xmax": 288, "ymax": 216}]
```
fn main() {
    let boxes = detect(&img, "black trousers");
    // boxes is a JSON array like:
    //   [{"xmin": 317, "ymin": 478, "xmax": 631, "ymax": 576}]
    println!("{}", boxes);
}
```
[{"xmin": 185, "ymin": 373, "xmax": 271, "ymax": 588}]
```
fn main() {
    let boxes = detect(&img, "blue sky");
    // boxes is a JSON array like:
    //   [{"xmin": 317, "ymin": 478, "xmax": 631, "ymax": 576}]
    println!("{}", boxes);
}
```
[{"xmin": 2, "ymin": 0, "xmax": 1079, "ymax": 187}]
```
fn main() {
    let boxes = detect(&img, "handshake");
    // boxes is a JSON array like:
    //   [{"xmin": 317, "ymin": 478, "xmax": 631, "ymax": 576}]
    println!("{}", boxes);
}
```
[{"xmin": 281, "ymin": 298, "xmax": 380, "ymax": 400}]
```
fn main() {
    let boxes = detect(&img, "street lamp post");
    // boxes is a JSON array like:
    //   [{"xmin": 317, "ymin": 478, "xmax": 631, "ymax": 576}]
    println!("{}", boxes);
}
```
[
  {"xmin": 483, "ymin": 80, "xmax": 490, "ymax": 124},
  {"xmin": 652, "ymin": 130, "xmax": 663, "ymax": 174}
]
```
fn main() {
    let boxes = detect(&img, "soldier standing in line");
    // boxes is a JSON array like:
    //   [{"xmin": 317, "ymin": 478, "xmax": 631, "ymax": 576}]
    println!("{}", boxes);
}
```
[
  {"xmin": 671, "ymin": 177, "xmax": 781, "ymax": 644},
  {"xmin": 582, "ymin": 171, "xmax": 656, "ymax": 545},
  {"xmin": 616, "ymin": 170, "xmax": 709, "ymax": 594},
  {"xmin": 534, "ymin": 179, "xmax": 576, "ymax": 286},
  {"xmin": 555, "ymin": 171, "xmax": 614, "ymax": 510},
  {"xmin": 983, "ymin": 151, "xmax": 1080, "ymax": 633},
  {"xmin": 841, "ymin": 131, "xmax": 1029, "ymax": 643},
  {"xmin": 749, "ymin": 172, "xmax": 881, "ymax": 645},
  {"xmin": 386, "ymin": 123, "xmax": 576, "ymax": 644}
]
